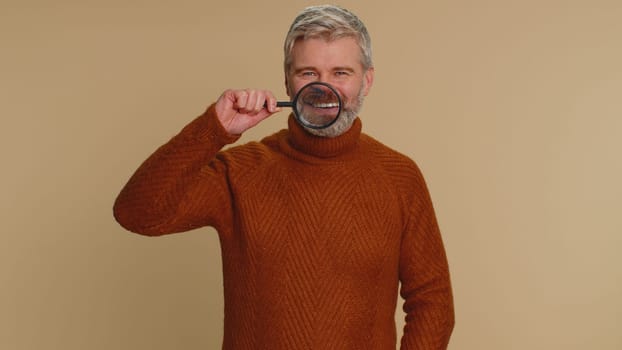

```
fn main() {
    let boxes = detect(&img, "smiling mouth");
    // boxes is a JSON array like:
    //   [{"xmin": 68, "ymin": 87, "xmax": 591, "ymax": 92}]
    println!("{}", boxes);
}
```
[
  {"xmin": 311, "ymin": 102, "xmax": 339, "ymax": 108},
  {"xmin": 302, "ymin": 95, "xmax": 339, "ymax": 109}
]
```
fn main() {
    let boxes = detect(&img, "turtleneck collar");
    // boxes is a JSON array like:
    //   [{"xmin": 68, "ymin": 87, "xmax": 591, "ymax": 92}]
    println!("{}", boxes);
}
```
[{"xmin": 286, "ymin": 114, "xmax": 362, "ymax": 159}]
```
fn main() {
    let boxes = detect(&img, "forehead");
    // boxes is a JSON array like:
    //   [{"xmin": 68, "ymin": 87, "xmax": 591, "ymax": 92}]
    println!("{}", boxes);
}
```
[{"xmin": 290, "ymin": 36, "xmax": 363, "ymax": 69}]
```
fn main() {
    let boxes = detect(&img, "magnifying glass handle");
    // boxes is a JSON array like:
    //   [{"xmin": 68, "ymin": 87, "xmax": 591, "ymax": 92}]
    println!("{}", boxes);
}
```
[
  {"xmin": 276, "ymin": 101, "xmax": 293, "ymax": 108},
  {"xmin": 263, "ymin": 101, "xmax": 292, "ymax": 108}
]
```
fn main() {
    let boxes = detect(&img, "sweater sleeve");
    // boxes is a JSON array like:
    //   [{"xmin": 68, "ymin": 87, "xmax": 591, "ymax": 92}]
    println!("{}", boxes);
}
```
[
  {"xmin": 113, "ymin": 104, "xmax": 241, "ymax": 236},
  {"xmin": 399, "ymin": 166, "xmax": 455, "ymax": 349}
]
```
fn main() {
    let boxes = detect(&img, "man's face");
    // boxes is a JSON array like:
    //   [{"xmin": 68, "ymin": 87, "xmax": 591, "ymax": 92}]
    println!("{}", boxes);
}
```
[{"xmin": 286, "ymin": 36, "xmax": 374, "ymax": 136}]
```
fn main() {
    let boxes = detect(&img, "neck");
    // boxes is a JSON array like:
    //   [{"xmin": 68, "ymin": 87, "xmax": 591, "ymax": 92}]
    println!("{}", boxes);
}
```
[
  {"xmin": 302, "ymin": 113, "xmax": 357, "ymax": 137},
  {"xmin": 286, "ymin": 114, "xmax": 362, "ymax": 158}
]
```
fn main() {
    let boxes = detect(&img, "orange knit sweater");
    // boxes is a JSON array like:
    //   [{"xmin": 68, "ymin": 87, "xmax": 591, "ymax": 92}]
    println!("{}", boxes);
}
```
[{"xmin": 114, "ymin": 105, "xmax": 454, "ymax": 349}]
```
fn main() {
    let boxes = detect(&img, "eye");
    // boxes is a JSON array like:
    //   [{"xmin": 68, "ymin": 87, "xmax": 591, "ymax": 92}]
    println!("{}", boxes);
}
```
[
  {"xmin": 335, "ymin": 70, "xmax": 352, "ymax": 78},
  {"xmin": 301, "ymin": 71, "xmax": 317, "ymax": 77}
]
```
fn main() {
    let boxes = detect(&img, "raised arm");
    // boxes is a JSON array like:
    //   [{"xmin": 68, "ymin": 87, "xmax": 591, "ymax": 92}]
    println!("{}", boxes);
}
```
[{"xmin": 113, "ymin": 89, "xmax": 280, "ymax": 235}]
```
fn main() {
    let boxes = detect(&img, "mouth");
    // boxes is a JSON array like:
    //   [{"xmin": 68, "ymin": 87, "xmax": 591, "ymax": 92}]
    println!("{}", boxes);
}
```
[
  {"xmin": 300, "ymin": 86, "xmax": 340, "ymax": 109},
  {"xmin": 309, "ymin": 101, "xmax": 339, "ymax": 109},
  {"xmin": 298, "ymin": 99, "xmax": 340, "ymax": 127}
]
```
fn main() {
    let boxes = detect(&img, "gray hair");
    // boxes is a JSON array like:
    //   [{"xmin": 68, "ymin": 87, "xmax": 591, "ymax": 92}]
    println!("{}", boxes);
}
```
[{"xmin": 283, "ymin": 5, "xmax": 373, "ymax": 74}]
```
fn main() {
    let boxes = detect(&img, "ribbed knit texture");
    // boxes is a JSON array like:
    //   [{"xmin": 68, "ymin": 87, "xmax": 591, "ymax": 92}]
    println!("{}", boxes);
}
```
[{"xmin": 114, "ymin": 105, "xmax": 454, "ymax": 349}]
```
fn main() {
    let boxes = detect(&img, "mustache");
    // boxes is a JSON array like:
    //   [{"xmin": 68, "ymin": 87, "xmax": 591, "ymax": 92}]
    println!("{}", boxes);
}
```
[{"xmin": 300, "ymin": 86, "xmax": 340, "ymax": 108}]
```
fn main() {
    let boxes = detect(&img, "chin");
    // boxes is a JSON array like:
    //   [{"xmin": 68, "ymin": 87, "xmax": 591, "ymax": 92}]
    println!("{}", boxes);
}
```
[
  {"xmin": 302, "ymin": 88, "xmax": 366, "ymax": 138},
  {"xmin": 304, "ymin": 111, "xmax": 357, "ymax": 138}
]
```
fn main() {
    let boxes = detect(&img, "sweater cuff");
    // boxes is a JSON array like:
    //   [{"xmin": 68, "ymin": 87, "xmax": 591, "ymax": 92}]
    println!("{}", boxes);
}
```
[{"xmin": 195, "ymin": 103, "xmax": 242, "ymax": 145}]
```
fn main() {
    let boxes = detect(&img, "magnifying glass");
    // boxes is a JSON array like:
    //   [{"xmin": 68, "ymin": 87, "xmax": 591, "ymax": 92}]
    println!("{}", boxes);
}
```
[{"xmin": 273, "ymin": 82, "xmax": 343, "ymax": 130}]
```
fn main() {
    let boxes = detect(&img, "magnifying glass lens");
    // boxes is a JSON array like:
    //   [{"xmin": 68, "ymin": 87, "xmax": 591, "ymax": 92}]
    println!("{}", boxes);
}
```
[{"xmin": 293, "ymin": 82, "xmax": 342, "ymax": 129}]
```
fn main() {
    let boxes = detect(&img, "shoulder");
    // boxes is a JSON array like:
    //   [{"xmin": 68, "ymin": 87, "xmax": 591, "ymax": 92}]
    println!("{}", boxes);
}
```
[
  {"xmin": 359, "ymin": 133, "xmax": 432, "ymax": 202},
  {"xmin": 360, "ymin": 133, "xmax": 422, "ymax": 175},
  {"xmin": 212, "ymin": 129, "xmax": 288, "ymax": 184}
]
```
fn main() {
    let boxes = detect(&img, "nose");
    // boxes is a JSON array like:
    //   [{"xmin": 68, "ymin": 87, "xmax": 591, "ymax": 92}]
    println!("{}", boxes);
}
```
[
  {"xmin": 317, "ymin": 75, "xmax": 338, "ymax": 86},
  {"xmin": 308, "ymin": 71, "xmax": 331, "ymax": 85},
  {"xmin": 313, "ymin": 75, "xmax": 341, "ymax": 93}
]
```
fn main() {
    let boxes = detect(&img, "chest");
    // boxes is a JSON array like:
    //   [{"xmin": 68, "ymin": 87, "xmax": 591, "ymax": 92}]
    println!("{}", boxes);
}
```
[{"xmin": 230, "ymin": 162, "xmax": 405, "ymax": 277}]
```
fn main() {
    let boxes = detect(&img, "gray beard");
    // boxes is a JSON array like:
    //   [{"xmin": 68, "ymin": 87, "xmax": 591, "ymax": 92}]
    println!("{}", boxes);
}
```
[{"xmin": 302, "ymin": 87, "xmax": 366, "ymax": 138}]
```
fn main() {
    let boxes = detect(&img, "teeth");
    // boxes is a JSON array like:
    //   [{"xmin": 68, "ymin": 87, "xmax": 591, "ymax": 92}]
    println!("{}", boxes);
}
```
[{"xmin": 313, "ymin": 102, "xmax": 339, "ymax": 108}]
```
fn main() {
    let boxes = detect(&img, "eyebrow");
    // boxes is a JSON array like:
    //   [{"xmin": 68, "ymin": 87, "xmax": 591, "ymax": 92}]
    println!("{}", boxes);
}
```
[
  {"xmin": 292, "ymin": 66, "xmax": 357, "ymax": 74},
  {"xmin": 333, "ymin": 66, "xmax": 356, "ymax": 73},
  {"xmin": 292, "ymin": 66, "xmax": 317, "ymax": 74}
]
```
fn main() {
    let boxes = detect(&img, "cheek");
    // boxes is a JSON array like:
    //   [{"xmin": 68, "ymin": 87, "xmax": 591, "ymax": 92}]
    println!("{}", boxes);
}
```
[
  {"xmin": 340, "ymin": 84, "xmax": 362, "ymax": 104},
  {"xmin": 289, "ymin": 83, "xmax": 307, "ymax": 97},
  {"xmin": 287, "ymin": 76, "xmax": 307, "ymax": 91}
]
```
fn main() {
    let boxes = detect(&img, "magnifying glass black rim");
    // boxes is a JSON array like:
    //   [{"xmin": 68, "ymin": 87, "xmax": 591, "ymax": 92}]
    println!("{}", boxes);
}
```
[{"xmin": 291, "ymin": 81, "xmax": 343, "ymax": 130}]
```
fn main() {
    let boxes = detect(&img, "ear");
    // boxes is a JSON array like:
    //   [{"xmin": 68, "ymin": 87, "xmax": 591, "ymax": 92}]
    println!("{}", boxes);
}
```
[{"xmin": 363, "ymin": 67, "xmax": 375, "ymax": 96}]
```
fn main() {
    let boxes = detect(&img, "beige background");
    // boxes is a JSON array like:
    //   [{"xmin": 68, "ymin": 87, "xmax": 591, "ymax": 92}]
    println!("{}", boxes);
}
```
[{"xmin": 2, "ymin": 0, "xmax": 621, "ymax": 349}]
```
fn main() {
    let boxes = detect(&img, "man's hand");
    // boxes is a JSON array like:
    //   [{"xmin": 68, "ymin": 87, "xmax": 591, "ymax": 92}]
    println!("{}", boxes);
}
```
[{"xmin": 214, "ymin": 89, "xmax": 281, "ymax": 135}]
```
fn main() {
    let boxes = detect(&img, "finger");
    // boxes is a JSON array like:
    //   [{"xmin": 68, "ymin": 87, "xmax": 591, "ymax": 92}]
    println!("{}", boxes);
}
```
[
  {"xmin": 233, "ymin": 90, "xmax": 249, "ymax": 112},
  {"xmin": 244, "ymin": 90, "xmax": 261, "ymax": 115},
  {"xmin": 264, "ymin": 91, "xmax": 280, "ymax": 113},
  {"xmin": 240, "ymin": 90, "xmax": 263, "ymax": 115},
  {"xmin": 253, "ymin": 91, "xmax": 267, "ymax": 113},
  {"xmin": 266, "ymin": 91, "xmax": 276, "ymax": 113}
]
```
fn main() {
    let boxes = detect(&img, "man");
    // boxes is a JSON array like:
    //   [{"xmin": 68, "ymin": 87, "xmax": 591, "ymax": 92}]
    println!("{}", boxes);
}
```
[{"xmin": 114, "ymin": 5, "xmax": 454, "ymax": 349}]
